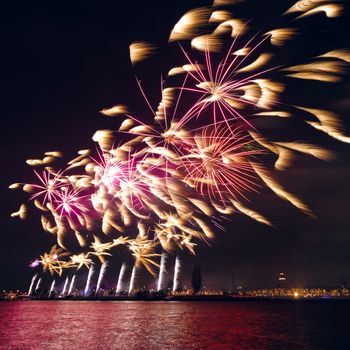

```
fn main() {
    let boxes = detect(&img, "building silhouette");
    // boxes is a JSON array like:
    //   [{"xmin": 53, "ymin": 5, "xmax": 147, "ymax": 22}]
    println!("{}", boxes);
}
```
[{"xmin": 277, "ymin": 271, "xmax": 287, "ymax": 288}]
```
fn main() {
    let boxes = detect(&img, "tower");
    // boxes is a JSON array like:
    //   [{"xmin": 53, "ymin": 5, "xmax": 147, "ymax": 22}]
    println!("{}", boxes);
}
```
[
  {"xmin": 231, "ymin": 269, "xmax": 237, "ymax": 293},
  {"xmin": 277, "ymin": 271, "xmax": 287, "ymax": 288}
]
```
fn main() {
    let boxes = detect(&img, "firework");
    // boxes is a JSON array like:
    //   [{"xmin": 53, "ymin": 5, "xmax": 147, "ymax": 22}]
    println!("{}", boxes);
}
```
[
  {"xmin": 178, "ymin": 126, "xmax": 262, "ymax": 204},
  {"xmin": 27, "ymin": 274, "xmax": 37, "ymax": 296},
  {"xmin": 25, "ymin": 170, "xmax": 64, "ymax": 206},
  {"xmin": 29, "ymin": 259, "xmax": 40, "ymax": 269},
  {"xmin": 54, "ymin": 187, "xmax": 89, "ymax": 219},
  {"xmin": 84, "ymin": 265, "xmax": 95, "ymax": 296},
  {"xmin": 157, "ymin": 252, "xmax": 169, "ymax": 291},
  {"xmin": 39, "ymin": 246, "xmax": 69, "ymax": 276},
  {"xmin": 49, "ymin": 279, "xmax": 56, "ymax": 296},
  {"xmin": 67, "ymin": 254, "xmax": 92, "ymax": 270},
  {"xmin": 173, "ymin": 255, "xmax": 182, "ymax": 292},
  {"xmin": 10, "ymin": 0, "xmax": 349, "ymax": 282},
  {"xmin": 62, "ymin": 276, "xmax": 69, "ymax": 295},
  {"xmin": 68, "ymin": 275, "xmax": 76, "ymax": 295},
  {"xmin": 128, "ymin": 265, "xmax": 137, "ymax": 293},
  {"xmin": 116, "ymin": 262, "xmax": 128, "ymax": 295},
  {"xmin": 96, "ymin": 262, "xmax": 108, "ymax": 295},
  {"xmin": 35, "ymin": 278, "xmax": 42, "ymax": 292}
]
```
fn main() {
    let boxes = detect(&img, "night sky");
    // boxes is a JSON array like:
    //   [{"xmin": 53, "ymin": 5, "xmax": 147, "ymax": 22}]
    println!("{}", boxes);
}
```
[{"xmin": 1, "ymin": 0, "xmax": 350, "ymax": 291}]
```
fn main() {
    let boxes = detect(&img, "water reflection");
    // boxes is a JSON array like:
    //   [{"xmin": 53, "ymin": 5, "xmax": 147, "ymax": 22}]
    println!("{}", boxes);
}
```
[{"xmin": 0, "ymin": 301, "xmax": 350, "ymax": 349}]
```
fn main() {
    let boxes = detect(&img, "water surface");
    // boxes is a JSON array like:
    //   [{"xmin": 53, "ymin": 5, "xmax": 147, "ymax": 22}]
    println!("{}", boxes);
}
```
[{"xmin": 1, "ymin": 300, "xmax": 350, "ymax": 349}]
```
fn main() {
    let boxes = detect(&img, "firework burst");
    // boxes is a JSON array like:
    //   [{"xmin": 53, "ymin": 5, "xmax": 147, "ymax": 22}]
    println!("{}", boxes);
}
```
[{"xmin": 178, "ymin": 126, "xmax": 262, "ymax": 203}]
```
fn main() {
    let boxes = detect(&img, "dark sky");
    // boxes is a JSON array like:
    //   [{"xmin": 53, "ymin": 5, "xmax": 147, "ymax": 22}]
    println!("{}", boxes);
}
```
[{"xmin": 1, "ymin": 0, "xmax": 350, "ymax": 291}]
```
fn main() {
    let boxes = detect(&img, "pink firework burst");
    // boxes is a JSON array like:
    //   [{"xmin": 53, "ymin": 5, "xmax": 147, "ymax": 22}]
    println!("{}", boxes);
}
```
[
  {"xmin": 116, "ymin": 154, "xmax": 155, "ymax": 212},
  {"xmin": 93, "ymin": 152, "xmax": 129, "ymax": 192},
  {"xmin": 54, "ymin": 187, "xmax": 90, "ymax": 218},
  {"xmin": 175, "ymin": 33, "xmax": 276, "ymax": 130},
  {"xmin": 178, "ymin": 126, "xmax": 263, "ymax": 203},
  {"xmin": 29, "ymin": 169, "xmax": 64, "ymax": 205},
  {"xmin": 29, "ymin": 259, "xmax": 40, "ymax": 268},
  {"xmin": 93, "ymin": 148, "xmax": 156, "ymax": 213}
]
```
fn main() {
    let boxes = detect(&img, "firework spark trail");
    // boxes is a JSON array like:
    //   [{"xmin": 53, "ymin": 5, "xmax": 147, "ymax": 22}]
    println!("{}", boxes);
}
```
[
  {"xmin": 35, "ymin": 278, "xmax": 41, "ymax": 292},
  {"xmin": 27, "ymin": 274, "xmax": 37, "ymax": 296},
  {"xmin": 173, "ymin": 255, "xmax": 182, "ymax": 292},
  {"xmin": 96, "ymin": 262, "xmax": 108, "ymax": 295},
  {"xmin": 128, "ymin": 265, "xmax": 137, "ymax": 293},
  {"xmin": 10, "ymin": 0, "xmax": 350, "ymax": 279},
  {"xmin": 84, "ymin": 265, "xmax": 94, "ymax": 296},
  {"xmin": 49, "ymin": 279, "xmax": 56, "ymax": 296},
  {"xmin": 68, "ymin": 275, "xmax": 76, "ymax": 295},
  {"xmin": 62, "ymin": 276, "xmax": 69, "ymax": 295},
  {"xmin": 157, "ymin": 252, "xmax": 168, "ymax": 291},
  {"xmin": 116, "ymin": 262, "xmax": 128, "ymax": 295}
]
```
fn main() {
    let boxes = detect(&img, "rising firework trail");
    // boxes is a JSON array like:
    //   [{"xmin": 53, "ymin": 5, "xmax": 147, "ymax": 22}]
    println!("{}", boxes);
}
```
[
  {"xmin": 11, "ymin": 0, "xmax": 350, "ymax": 280},
  {"xmin": 84, "ymin": 265, "xmax": 95, "ymax": 296},
  {"xmin": 62, "ymin": 276, "xmax": 69, "ymax": 295},
  {"xmin": 27, "ymin": 274, "xmax": 37, "ymax": 296},
  {"xmin": 49, "ymin": 279, "xmax": 56, "ymax": 296},
  {"xmin": 157, "ymin": 252, "xmax": 168, "ymax": 291},
  {"xmin": 128, "ymin": 265, "xmax": 137, "ymax": 293},
  {"xmin": 173, "ymin": 255, "xmax": 182, "ymax": 292},
  {"xmin": 116, "ymin": 262, "xmax": 127, "ymax": 295},
  {"xmin": 96, "ymin": 262, "xmax": 108, "ymax": 295},
  {"xmin": 68, "ymin": 275, "xmax": 76, "ymax": 295},
  {"xmin": 35, "ymin": 277, "xmax": 41, "ymax": 292}
]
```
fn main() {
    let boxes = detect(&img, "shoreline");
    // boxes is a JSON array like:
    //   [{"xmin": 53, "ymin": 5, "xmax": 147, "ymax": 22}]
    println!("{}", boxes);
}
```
[{"xmin": 4, "ymin": 295, "xmax": 350, "ymax": 302}]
